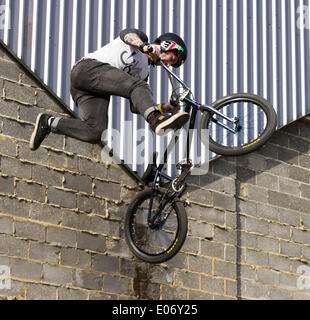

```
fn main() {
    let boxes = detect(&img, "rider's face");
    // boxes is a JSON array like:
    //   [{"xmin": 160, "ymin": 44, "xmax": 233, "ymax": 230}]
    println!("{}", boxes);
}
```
[{"xmin": 159, "ymin": 51, "xmax": 179, "ymax": 67}]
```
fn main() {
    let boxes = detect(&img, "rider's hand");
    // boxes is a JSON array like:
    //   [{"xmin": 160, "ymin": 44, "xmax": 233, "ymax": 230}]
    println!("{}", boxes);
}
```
[
  {"xmin": 162, "ymin": 102, "xmax": 180, "ymax": 115},
  {"xmin": 143, "ymin": 44, "xmax": 161, "ymax": 63}
]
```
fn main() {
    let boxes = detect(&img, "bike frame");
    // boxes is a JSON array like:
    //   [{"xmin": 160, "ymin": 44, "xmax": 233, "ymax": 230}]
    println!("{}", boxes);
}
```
[{"xmin": 147, "ymin": 60, "xmax": 240, "ymax": 224}]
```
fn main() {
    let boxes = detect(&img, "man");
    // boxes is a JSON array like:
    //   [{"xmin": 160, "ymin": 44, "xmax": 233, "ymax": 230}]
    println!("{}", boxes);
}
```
[{"xmin": 29, "ymin": 28, "xmax": 190, "ymax": 151}]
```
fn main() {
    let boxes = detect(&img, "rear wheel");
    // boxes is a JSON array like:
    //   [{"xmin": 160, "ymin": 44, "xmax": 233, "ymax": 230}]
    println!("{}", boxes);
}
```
[
  {"xmin": 198, "ymin": 93, "xmax": 277, "ymax": 156},
  {"xmin": 124, "ymin": 188, "xmax": 187, "ymax": 264}
]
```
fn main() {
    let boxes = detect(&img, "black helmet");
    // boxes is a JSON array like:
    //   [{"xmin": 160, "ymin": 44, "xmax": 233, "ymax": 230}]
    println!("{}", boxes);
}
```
[{"xmin": 155, "ymin": 33, "xmax": 187, "ymax": 68}]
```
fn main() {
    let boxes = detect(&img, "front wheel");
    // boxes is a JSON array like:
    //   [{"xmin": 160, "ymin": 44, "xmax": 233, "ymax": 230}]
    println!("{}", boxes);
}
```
[
  {"xmin": 198, "ymin": 93, "xmax": 277, "ymax": 156},
  {"xmin": 124, "ymin": 188, "xmax": 187, "ymax": 264}
]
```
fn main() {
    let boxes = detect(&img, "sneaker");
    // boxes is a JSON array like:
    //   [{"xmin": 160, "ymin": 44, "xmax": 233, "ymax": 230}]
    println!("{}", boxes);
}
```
[
  {"xmin": 29, "ymin": 113, "xmax": 51, "ymax": 150},
  {"xmin": 148, "ymin": 112, "xmax": 190, "ymax": 136}
]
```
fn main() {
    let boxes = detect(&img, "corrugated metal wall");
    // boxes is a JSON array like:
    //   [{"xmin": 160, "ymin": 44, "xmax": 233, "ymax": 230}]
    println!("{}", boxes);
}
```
[{"xmin": 0, "ymin": 0, "xmax": 309, "ymax": 176}]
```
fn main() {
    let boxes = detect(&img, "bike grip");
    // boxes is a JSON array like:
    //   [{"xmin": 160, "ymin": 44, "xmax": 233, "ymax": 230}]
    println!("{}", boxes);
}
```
[
  {"xmin": 146, "ymin": 44, "xmax": 153, "ymax": 53},
  {"xmin": 170, "ymin": 99, "xmax": 178, "ymax": 107}
]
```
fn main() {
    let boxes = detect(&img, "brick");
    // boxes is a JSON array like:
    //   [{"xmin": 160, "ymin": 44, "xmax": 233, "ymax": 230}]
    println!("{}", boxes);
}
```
[
  {"xmin": 246, "ymin": 217, "xmax": 269, "ymax": 235},
  {"xmin": 162, "ymin": 285, "xmax": 188, "ymax": 300},
  {"xmin": 257, "ymin": 172, "xmax": 279, "ymax": 190},
  {"xmin": 10, "ymin": 258, "xmax": 42, "ymax": 281},
  {"xmin": 79, "ymin": 157, "xmax": 107, "ymax": 179},
  {"xmin": 188, "ymin": 255, "xmax": 212, "ymax": 274},
  {"xmin": 62, "ymin": 211, "xmax": 92, "ymax": 231},
  {"xmin": 30, "ymin": 202, "xmax": 62, "ymax": 224},
  {"xmin": 89, "ymin": 292, "xmax": 118, "ymax": 300},
  {"xmin": 201, "ymin": 276, "xmax": 224, "ymax": 294},
  {"xmin": 256, "ymin": 235, "xmax": 279, "ymax": 253},
  {"xmin": 269, "ymin": 287, "xmax": 292, "ymax": 300},
  {"xmin": 48, "ymin": 150, "xmax": 79, "ymax": 171},
  {"xmin": 266, "ymin": 159, "xmax": 290, "ymax": 178},
  {"xmin": 60, "ymin": 248, "xmax": 91, "ymax": 269},
  {"xmin": 289, "ymin": 166, "xmax": 310, "ymax": 184},
  {"xmin": 32, "ymin": 165, "xmax": 63, "ymax": 187},
  {"xmin": 244, "ymin": 282, "xmax": 269, "ymax": 299},
  {"xmin": 289, "ymin": 196, "xmax": 310, "ymax": 213},
  {"xmin": 93, "ymin": 180, "xmax": 121, "ymax": 200},
  {"xmin": 0, "ymin": 196, "xmax": 29, "ymax": 217},
  {"xmin": 175, "ymin": 270, "xmax": 200, "ymax": 289},
  {"xmin": 301, "ymin": 183, "xmax": 310, "ymax": 199},
  {"xmin": 63, "ymin": 172, "xmax": 92, "ymax": 193},
  {"xmin": 73, "ymin": 270, "xmax": 103, "ymax": 290},
  {"xmin": 200, "ymin": 173, "xmax": 225, "ymax": 192},
  {"xmin": 47, "ymin": 187, "xmax": 76, "ymax": 208},
  {"xmin": 18, "ymin": 141, "xmax": 49, "ymax": 165},
  {"xmin": 200, "ymin": 240, "xmax": 224, "ymax": 259},
  {"xmin": 2, "ymin": 118, "xmax": 33, "ymax": 141},
  {"xmin": 212, "ymin": 159, "xmax": 236, "ymax": 178},
  {"xmin": 35, "ymin": 89, "xmax": 63, "ymax": 113},
  {"xmin": 213, "ymin": 192, "xmax": 236, "ymax": 212},
  {"xmin": 189, "ymin": 220, "xmax": 212, "ymax": 238},
  {"xmin": 0, "ymin": 216, "xmax": 13, "ymax": 234},
  {"xmin": 214, "ymin": 260, "xmax": 236, "ymax": 279},
  {"xmin": 30, "ymin": 242, "xmax": 60, "ymax": 263},
  {"xmin": 279, "ymin": 208, "xmax": 300, "ymax": 226},
  {"xmin": 103, "ymin": 275, "xmax": 131, "ymax": 295},
  {"xmin": 76, "ymin": 231, "xmax": 106, "ymax": 253},
  {"xmin": 299, "ymin": 154, "xmax": 310, "ymax": 170},
  {"xmin": 46, "ymin": 227, "xmax": 76, "ymax": 248},
  {"xmin": 214, "ymin": 227, "xmax": 237, "ymax": 245},
  {"xmin": 238, "ymin": 154, "xmax": 267, "ymax": 172},
  {"xmin": 0, "ymin": 175, "xmax": 14, "ymax": 195},
  {"xmin": 1, "ymin": 156, "xmax": 32, "ymax": 180},
  {"xmin": 16, "ymin": 180, "xmax": 46, "ymax": 202},
  {"xmin": 90, "ymin": 216, "xmax": 120, "ymax": 237},
  {"xmin": 257, "ymin": 268, "xmax": 279, "ymax": 285},
  {"xmin": 26, "ymin": 283, "xmax": 57, "ymax": 300},
  {"xmin": 246, "ymin": 249, "xmax": 269, "ymax": 266},
  {"xmin": 14, "ymin": 221, "xmax": 45, "ymax": 241},
  {"xmin": 269, "ymin": 223, "xmax": 290, "ymax": 240},
  {"xmin": 247, "ymin": 185, "xmax": 268, "ymax": 203},
  {"xmin": 279, "ymin": 273, "xmax": 299, "ymax": 289},
  {"xmin": 255, "ymin": 203, "xmax": 279, "ymax": 221},
  {"xmin": 269, "ymin": 131, "xmax": 289, "ymax": 147},
  {"xmin": 107, "ymin": 164, "xmax": 137, "ymax": 187},
  {"xmin": 58, "ymin": 287, "xmax": 88, "ymax": 300},
  {"xmin": 269, "ymin": 253, "xmax": 291, "ymax": 272},
  {"xmin": 278, "ymin": 147, "xmax": 299, "ymax": 165},
  {"xmin": 291, "ymin": 228, "xmax": 310, "ymax": 245},
  {"xmin": 289, "ymin": 135, "xmax": 310, "ymax": 153},
  {"xmin": 0, "ymin": 59, "xmax": 22, "ymax": 82},
  {"xmin": 4, "ymin": 81, "xmax": 35, "ymax": 105},
  {"xmin": 149, "ymin": 265, "xmax": 174, "ymax": 284},
  {"xmin": 42, "ymin": 264, "xmax": 72, "ymax": 286},
  {"xmin": 92, "ymin": 254, "xmax": 119, "ymax": 274},
  {"xmin": 268, "ymin": 190, "xmax": 290, "ymax": 208},
  {"xmin": 236, "ymin": 166, "xmax": 256, "ymax": 184},
  {"xmin": 64, "ymin": 136, "xmax": 93, "ymax": 157},
  {"xmin": 280, "ymin": 241, "xmax": 303, "ymax": 258},
  {"xmin": 77, "ymin": 194, "xmax": 104, "ymax": 214},
  {"xmin": 186, "ymin": 185, "xmax": 212, "ymax": 206},
  {"xmin": 0, "ymin": 136, "xmax": 17, "ymax": 156},
  {"xmin": 0, "ymin": 99, "xmax": 19, "ymax": 118}
]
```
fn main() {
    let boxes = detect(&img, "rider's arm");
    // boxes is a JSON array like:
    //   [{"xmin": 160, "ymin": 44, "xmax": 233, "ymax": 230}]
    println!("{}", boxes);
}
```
[{"xmin": 120, "ymin": 29, "xmax": 149, "ymax": 50}]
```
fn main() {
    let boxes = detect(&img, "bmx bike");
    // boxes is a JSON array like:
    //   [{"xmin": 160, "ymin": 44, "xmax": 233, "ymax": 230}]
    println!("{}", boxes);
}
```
[{"xmin": 124, "ymin": 59, "xmax": 277, "ymax": 264}]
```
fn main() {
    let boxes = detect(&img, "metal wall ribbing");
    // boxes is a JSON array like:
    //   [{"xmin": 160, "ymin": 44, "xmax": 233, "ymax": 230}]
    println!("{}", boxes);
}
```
[{"xmin": 1, "ymin": 0, "xmax": 309, "ymax": 175}]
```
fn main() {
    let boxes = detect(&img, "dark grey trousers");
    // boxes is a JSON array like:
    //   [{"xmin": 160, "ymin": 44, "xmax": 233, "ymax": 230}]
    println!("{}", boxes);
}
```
[{"xmin": 52, "ymin": 58, "xmax": 156, "ymax": 143}]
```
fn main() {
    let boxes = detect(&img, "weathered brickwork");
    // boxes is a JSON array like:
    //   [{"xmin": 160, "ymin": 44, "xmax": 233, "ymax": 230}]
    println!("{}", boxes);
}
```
[{"xmin": 0, "ymin": 43, "xmax": 310, "ymax": 300}]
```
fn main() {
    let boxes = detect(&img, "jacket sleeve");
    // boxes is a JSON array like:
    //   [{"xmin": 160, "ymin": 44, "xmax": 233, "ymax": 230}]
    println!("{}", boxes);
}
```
[{"xmin": 119, "ymin": 29, "xmax": 149, "ymax": 44}]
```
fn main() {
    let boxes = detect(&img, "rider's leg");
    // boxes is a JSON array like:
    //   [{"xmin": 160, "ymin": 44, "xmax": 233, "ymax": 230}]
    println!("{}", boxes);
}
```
[{"xmin": 70, "ymin": 59, "xmax": 189, "ymax": 133}]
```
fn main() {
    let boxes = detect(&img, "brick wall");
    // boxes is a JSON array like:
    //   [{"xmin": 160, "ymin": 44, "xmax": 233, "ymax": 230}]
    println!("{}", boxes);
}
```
[{"xmin": 0, "ymin": 42, "xmax": 310, "ymax": 300}]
